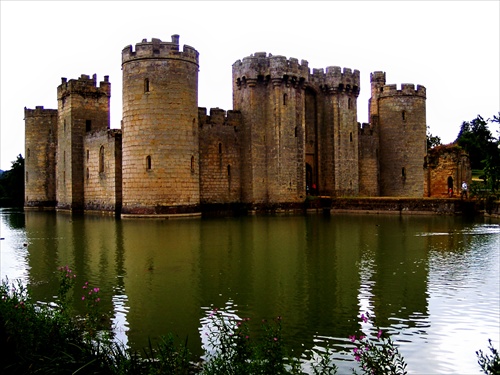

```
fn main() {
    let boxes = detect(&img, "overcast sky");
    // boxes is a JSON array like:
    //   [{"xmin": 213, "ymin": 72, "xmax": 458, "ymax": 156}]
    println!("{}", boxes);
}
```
[{"xmin": 1, "ymin": 1, "xmax": 499, "ymax": 171}]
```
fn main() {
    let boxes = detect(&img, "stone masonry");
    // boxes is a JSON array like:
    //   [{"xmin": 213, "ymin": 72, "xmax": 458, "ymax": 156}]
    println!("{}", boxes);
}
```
[{"xmin": 24, "ymin": 35, "xmax": 429, "ymax": 216}]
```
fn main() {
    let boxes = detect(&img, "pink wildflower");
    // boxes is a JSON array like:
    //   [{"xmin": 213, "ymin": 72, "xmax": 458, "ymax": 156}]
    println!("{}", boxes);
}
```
[
  {"xmin": 361, "ymin": 313, "xmax": 368, "ymax": 323},
  {"xmin": 349, "ymin": 335, "xmax": 356, "ymax": 343},
  {"xmin": 377, "ymin": 329, "xmax": 382, "ymax": 339}
]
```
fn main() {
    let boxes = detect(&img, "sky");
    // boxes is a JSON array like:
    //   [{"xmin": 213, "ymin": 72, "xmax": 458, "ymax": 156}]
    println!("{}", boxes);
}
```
[{"xmin": 1, "ymin": 1, "xmax": 499, "ymax": 171}]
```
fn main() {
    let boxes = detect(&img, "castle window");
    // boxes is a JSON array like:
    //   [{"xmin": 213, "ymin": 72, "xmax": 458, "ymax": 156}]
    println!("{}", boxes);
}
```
[
  {"xmin": 348, "ymin": 98, "xmax": 352, "ymax": 109},
  {"xmin": 63, "ymin": 151, "xmax": 66, "ymax": 167},
  {"xmin": 350, "ymin": 132, "xmax": 353, "ymax": 142},
  {"xmin": 402, "ymin": 110, "xmax": 406, "ymax": 121},
  {"xmin": 295, "ymin": 126, "xmax": 298, "ymax": 137},
  {"xmin": 402, "ymin": 167, "xmax": 406, "ymax": 178},
  {"xmin": 218, "ymin": 143, "xmax": 222, "ymax": 154},
  {"xmin": 146, "ymin": 155, "xmax": 152, "ymax": 170},
  {"xmin": 227, "ymin": 164, "xmax": 231, "ymax": 177},
  {"xmin": 64, "ymin": 120, "xmax": 66, "ymax": 133},
  {"xmin": 26, "ymin": 172, "xmax": 28, "ymax": 183},
  {"xmin": 27, "ymin": 148, "xmax": 30, "ymax": 158},
  {"xmin": 86, "ymin": 168, "xmax": 89, "ymax": 181},
  {"xmin": 87, "ymin": 150, "xmax": 89, "ymax": 161},
  {"xmin": 144, "ymin": 78, "xmax": 150, "ymax": 93},
  {"xmin": 283, "ymin": 94, "xmax": 288, "ymax": 106},
  {"xmin": 99, "ymin": 146, "xmax": 105, "ymax": 173},
  {"xmin": 191, "ymin": 156, "xmax": 195, "ymax": 173},
  {"xmin": 86, "ymin": 120, "xmax": 92, "ymax": 132}
]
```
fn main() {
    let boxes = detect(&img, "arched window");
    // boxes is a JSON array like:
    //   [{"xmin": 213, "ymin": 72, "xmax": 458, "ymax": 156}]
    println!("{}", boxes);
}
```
[
  {"xmin": 99, "ymin": 146, "xmax": 105, "ymax": 173},
  {"xmin": 146, "ymin": 155, "xmax": 152, "ymax": 170},
  {"xmin": 144, "ymin": 78, "xmax": 150, "ymax": 93}
]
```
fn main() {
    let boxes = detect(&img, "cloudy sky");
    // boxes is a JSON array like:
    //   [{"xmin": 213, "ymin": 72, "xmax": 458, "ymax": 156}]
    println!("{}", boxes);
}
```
[{"xmin": 1, "ymin": 1, "xmax": 499, "ymax": 171}]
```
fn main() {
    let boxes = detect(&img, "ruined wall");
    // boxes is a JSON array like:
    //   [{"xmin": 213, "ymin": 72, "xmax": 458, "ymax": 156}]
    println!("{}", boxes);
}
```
[
  {"xmin": 84, "ymin": 129, "xmax": 122, "ymax": 213},
  {"xmin": 424, "ymin": 144, "xmax": 471, "ymax": 197},
  {"xmin": 24, "ymin": 106, "xmax": 58, "ymax": 208},
  {"xmin": 358, "ymin": 122, "xmax": 380, "ymax": 196},
  {"xmin": 198, "ymin": 108, "xmax": 242, "ymax": 204},
  {"xmin": 121, "ymin": 36, "xmax": 200, "ymax": 216},
  {"xmin": 371, "ymin": 72, "xmax": 426, "ymax": 197},
  {"xmin": 232, "ymin": 53, "xmax": 308, "ymax": 206},
  {"xmin": 56, "ymin": 74, "xmax": 111, "ymax": 211}
]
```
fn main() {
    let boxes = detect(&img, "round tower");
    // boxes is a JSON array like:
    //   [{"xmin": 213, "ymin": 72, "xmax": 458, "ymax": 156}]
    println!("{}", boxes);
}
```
[
  {"xmin": 121, "ymin": 35, "xmax": 200, "ymax": 216},
  {"xmin": 375, "ymin": 77, "xmax": 427, "ymax": 197}
]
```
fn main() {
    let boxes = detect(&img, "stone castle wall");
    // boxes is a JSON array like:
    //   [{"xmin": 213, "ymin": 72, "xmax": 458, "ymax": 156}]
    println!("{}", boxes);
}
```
[
  {"xmin": 198, "ymin": 108, "xmax": 242, "ymax": 204},
  {"xmin": 24, "ymin": 35, "xmax": 430, "ymax": 216},
  {"xmin": 84, "ymin": 129, "xmax": 122, "ymax": 213},
  {"xmin": 370, "ymin": 71, "xmax": 427, "ymax": 197},
  {"xmin": 56, "ymin": 74, "xmax": 111, "ymax": 211},
  {"xmin": 24, "ymin": 106, "xmax": 58, "ymax": 207},
  {"xmin": 358, "ymin": 122, "xmax": 380, "ymax": 196},
  {"xmin": 121, "ymin": 36, "xmax": 200, "ymax": 215}
]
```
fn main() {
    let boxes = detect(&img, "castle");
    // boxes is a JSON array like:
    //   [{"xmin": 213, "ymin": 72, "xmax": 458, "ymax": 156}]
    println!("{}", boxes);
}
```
[{"xmin": 24, "ymin": 35, "xmax": 428, "ymax": 217}]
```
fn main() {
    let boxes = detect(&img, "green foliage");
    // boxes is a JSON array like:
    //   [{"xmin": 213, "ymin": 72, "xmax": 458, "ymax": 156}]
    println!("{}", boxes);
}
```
[
  {"xmin": 426, "ymin": 126, "xmax": 442, "ymax": 150},
  {"xmin": 0, "ymin": 154, "xmax": 25, "ymax": 207},
  {"xmin": 1, "ymin": 269, "xmax": 499, "ymax": 374},
  {"xmin": 476, "ymin": 339, "xmax": 500, "ymax": 375},
  {"xmin": 350, "ymin": 313, "xmax": 407, "ymax": 375}
]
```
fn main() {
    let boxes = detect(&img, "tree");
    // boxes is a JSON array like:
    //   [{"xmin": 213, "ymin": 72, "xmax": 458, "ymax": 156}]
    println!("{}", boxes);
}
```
[
  {"xmin": 0, "ymin": 154, "xmax": 25, "ymax": 207},
  {"xmin": 426, "ymin": 126, "xmax": 442, "ymax": 150},
  {"xmin": 455, "ymin": 115, "xmax": 493, "ymax": 170}
]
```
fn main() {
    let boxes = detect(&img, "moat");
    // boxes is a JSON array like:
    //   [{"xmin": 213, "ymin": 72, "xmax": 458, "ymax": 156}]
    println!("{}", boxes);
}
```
[{"xmin": 1, "ymin": 209, "xmax": 499, "ymax": 374}]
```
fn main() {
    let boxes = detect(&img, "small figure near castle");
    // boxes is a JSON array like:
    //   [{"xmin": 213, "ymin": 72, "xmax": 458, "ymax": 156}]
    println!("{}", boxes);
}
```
[{"xmin": 461, "ymin": 181, "xmax": 468, "ymax": 199}]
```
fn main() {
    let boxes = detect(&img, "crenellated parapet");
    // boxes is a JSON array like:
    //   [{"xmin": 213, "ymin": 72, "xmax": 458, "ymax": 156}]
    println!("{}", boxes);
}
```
[
  {"xmin": 378, "ymin": 83, "xmax": 426, "ymax": 99},
  {"xmin": 233, "ymin": 52, "xmax": 309, "ymax": 88},
  {"xmin": 310, "ymin": 66, "xmax": 360, "ymax": 96},
  {"xmin": 122, "ymin": 35, "xmax": 199, "ymax": 66},
  {"xmin": 198, "ymin": 107, "xmax": 241, "ymax": 129},
  {"xmin": 358, "ymin": 122, "xmax": 377, "ymax": 136},
  {"xmin": 57, "ymin": 74, "xmax": 110, "ymax": 100},
  {"xmin": 24, "ymin": 106, "xmax": 58, "ymax": 119}
]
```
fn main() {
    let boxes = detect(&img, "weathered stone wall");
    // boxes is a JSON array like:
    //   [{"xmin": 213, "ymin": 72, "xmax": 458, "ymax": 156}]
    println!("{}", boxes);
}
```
[
  {"xmin": 232, "ymin": 53, "xmax": 308, "ymax": 205},
  {"xmin": 371, "ymin": 75, "xmax": 426, "ymax": 197},
  {"xmin": 424, "ymin": 144, "xmax": 471, "ymax": 197},
  {"xmin": 56, "ymin": 74, "xmax": 111, "ymax": 211},
  {"xmin": 309, "ymin": 67, "xmax": 360, "ymax": 197},
  {"xmin": 358, "ymin": 122, "xmax": 380, "ymax": 196},
  {"xmin": 84, "ymin": 129, "xmax": 122, "ymax": 213},
  {"xmin": 24, "ymin": 106, "xmax": 58, "ymax": 208},
  {"xmin": 198, "ymin": 108, "xmax": 242, "ymax": 204},
  {"xmin": 121, "ymin": 36, "xmax": 200, "ymax": 215}
]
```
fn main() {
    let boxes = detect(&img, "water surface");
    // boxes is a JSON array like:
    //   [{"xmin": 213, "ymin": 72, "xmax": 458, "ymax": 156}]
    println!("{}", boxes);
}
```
[{"xmin": 1, "ymin": 209, "xmax": 498, "ymax": 373}]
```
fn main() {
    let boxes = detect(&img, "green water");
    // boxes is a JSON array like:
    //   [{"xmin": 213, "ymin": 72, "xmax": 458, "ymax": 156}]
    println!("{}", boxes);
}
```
[{"xmin": 1, "ymin": 209, "xmax": 499, "ymax": 374}]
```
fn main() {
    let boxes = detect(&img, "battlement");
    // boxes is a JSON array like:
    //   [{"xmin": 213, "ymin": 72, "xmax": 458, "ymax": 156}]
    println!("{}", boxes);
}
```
[
  {"xmin": 311, "ymin": 66, "xmax": 360, "ymax": 95},
  {"xmin": 378, "ymin": 83, "xmax": 426, "ymax": 98},
  {"xmin": 24, "ymin": 106, "xmax": 58, "ymax": 118},
  {"xmin": 199, "ymin": 107, "xmax": 241, "ymax": 129},
  {"xmin": 57, "ymin": 74, "xmax": 111, "ymax": 98},
  {"xmin": 370, "ymin": 71, "xmax": 386, "ymax": 84},
  {"xmin": 358, "ymin": 122, "xmax": 376, "ymax": 135},
  {"xmin": 122, "ymin": 35, "xmax": 199, "ymax": 66},
  {"xmin": 233, "ymin": 52, "xmax": 309, "ymax": 85}
]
